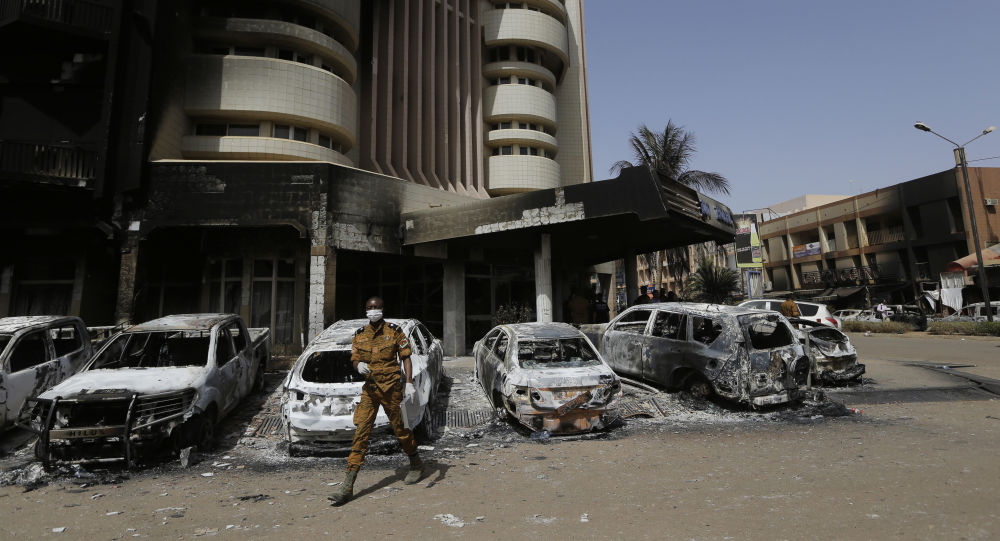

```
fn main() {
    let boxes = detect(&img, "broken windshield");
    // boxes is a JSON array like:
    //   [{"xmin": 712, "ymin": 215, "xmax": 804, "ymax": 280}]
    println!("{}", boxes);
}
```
[
  {"xmin": 739, "ymin": 314, "xmax": 795, "ymax": 350},
  {"xmin": 515, "ymin": 338, "xmax": 602, "ymax": 369},
  {"xmin": 300, "ymin": 350, "xmax": 363, "ymax": 384},
  {"xmin": 88, "ymin": 331, "xmax": 212, "ymax": 370},
  {"xmin": 0, "ymin": 334, "xmax": 11, "ymax": 355}
]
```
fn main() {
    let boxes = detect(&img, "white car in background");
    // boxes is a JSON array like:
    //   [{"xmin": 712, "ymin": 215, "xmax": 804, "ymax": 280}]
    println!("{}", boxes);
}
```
[
  {"xmin": 280, "ymin": 318, "xmax": 443, "ymax": 455},
  {"xmin": 833, "ymin": 309, "xmax": 863, "ymax": 321},
  {"xmin": 738, "ymin": 299, "xmax": 842, "ymax": 329}
]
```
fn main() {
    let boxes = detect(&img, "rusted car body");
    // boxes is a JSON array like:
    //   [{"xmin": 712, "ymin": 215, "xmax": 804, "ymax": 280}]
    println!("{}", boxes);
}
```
[
  {"xmin": 280, "ymin": 318, "xmax": 442, "ymax": 453},
  {"xmin": 473, "ymin": 323, "xmax": 622, "ymax": 434},
  {"xmin": 583, "ymin": 303, "xmax": 808, "ymax": 407},
  {"xmin": 1, "ymin": 316, "xmax": 92, "ymax": 430},
  {"xmin": 19, "ymin": 314, "xmax": 270, "ymax": 466},
  {"xmin": 790, "ymin": 318, "xmax": 865, "ymax": 384}
]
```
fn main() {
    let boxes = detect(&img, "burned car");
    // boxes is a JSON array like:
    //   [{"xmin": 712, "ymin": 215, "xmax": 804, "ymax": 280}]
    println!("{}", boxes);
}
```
[
  {"xmin": 790, "ymin": 318, "xmax": 865, "ymax": 384},
  {"xmin": 583, "ymin": 303, "xmax": 808, "ymax": 407},
  {"xmin": 1, "ymin": 316, "xmax": 92, "ymax": 430},
  {"xmin": 473, "ymin": 323, "xmax": 621, "ymax": 434},
  {"xmin": 19, "ymin": 314, "xmax": 270, "ymax": 466},
  {"xmin": 281, "ymin": 319, "xmax": 442, "ymax": 454}
]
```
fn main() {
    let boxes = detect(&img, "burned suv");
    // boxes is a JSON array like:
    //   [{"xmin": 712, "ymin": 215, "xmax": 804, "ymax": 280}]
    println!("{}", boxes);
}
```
[{"xmin": 583, "ymin": 303, "xmax": 808, "ymax": 407}]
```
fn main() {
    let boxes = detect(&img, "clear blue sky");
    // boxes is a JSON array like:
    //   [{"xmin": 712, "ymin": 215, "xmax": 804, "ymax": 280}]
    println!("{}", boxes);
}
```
[{"xmin": 584, "ymin": 1, "xmax": 1000, "ymax": 212}]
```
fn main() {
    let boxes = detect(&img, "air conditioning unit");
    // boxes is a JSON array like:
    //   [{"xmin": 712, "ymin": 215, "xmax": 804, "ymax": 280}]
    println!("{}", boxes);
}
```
[{"xmin": 986, "ymin": 198, "xmax": 999, "ymax": 206}]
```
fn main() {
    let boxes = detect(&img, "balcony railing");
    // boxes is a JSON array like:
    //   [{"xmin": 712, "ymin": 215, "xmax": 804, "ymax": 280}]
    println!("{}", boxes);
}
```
[
  {"xmin": 0, "ymin": 140, "xmax": 98, "ymax": 188},
  {"xmin": 0, "ymin": 0, "xmax": 113, "ymax": 35},
  {"xmin": 866, "ymin": 225, "xmax": 905, "ymax": 246},
  {"xmin": 801, "ymin": 265, "xmax": 894, "ymax": 286}
]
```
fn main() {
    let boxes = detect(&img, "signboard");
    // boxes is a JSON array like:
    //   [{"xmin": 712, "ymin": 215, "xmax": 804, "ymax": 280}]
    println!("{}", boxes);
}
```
[
  {"xmin": 735, "ymin": 214, "xmax": 762, "ymax": 268},
  {"xmin": 792, "ymin": 242, "xmax": 821, "ymax": 258}
]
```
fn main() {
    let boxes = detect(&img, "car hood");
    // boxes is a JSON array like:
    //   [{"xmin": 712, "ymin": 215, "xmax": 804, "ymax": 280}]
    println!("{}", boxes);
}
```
[{"xmin": 40, "ymin": 367, "xmax": 207, "ymax": 398}]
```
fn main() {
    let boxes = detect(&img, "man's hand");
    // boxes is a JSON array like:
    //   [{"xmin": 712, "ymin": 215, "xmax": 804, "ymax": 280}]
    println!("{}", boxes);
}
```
[
  {"xmin": 356, "ymin": 362, "xmax": 371, "ymax": 376},
  {"xmin": 404, "ymin": 382, "xmax": 416, "ymax": 401}
]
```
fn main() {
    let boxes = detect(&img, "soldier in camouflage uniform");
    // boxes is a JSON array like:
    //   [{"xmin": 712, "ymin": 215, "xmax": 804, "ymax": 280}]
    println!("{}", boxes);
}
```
[{"xmin": 329, "ymin": 296, "xmax": 423, "ymax": 505}]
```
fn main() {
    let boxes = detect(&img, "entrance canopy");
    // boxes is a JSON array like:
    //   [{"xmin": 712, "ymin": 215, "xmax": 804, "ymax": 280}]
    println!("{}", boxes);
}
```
[
  {"xmin": 402, "ymin": 167, "xmax": 736, "ymax": 264},
  {"xmin": 946, "ymin": 242, "xmax": 1000, "ymax": 272}
]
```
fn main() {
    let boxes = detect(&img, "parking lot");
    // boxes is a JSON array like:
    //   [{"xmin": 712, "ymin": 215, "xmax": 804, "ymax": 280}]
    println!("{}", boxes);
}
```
[{"xmin": 1, "ymin": 332, "xmax": 999, "ymax": 539}]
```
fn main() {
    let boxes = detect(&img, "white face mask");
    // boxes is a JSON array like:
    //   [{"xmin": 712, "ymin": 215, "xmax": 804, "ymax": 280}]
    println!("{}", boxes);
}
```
[{"xmin": 366, "ymin": 309, "xmax": 383, "ymax": 323}]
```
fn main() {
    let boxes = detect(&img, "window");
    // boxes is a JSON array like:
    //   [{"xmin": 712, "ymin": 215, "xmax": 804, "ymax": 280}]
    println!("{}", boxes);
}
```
[
  {"xmin": 651, "ymin": 311, "xmax": 685, "ymax": 340},
  {"xmin": 228, "ymin": 124, "xmax": 259, "ymax": 136},
  {"xmin": 226, "ymin": 322, "xmax": 247, "ymax": 353},
  {"xmin": 519, "ymin": 147, "xmax": 528, "ymax": 155},
  {"xmin": 233, "ymin": 46, "xmax": 265, "ymax": 57},
  {"xmin": 278, "ymin": 49, "xmax": 294, "ymax": 61},
  {"xmin": 9, "ymin": 331, "xmax": 49, "ymax": 372},
  {"xmin": 518, "ymin": 77, "xmax": 528, "ymax": 85},
  {"xmin": 741, "ymin": 314, "xmax": 794, "ymax": 350},
  {"xmin": 500, "ymin": 121, "xmax": 512, "ymax": 129},
  {"xmin": 493, "ymin": 332, "xmax": 509, "ymax": 358},
  {"xmin": 294, "ymin": 52, "xmax": 313, "ymax": 65},
  {"xmin": 292, "ymin": 127, "xmax": 307, "ymax": 142},
  {"xmin": 529, "ymin": 147, "xmax": 538, "ymax": 156},
  {"xmin": 501, "ymin": 146, "xmax": 512, "ymax": 155},
  {"xmin": 612, "ymin": 309, "xmax": 652, "ymax": 334},
  {"xmin": 409, "ymin": 329, "xmax": 426, "ymax": 355},
  {"xmin": 497, "ymin": 76, "xmax": 511, "ymax": 85},
  {"xmin": 251, "ymin": 259, "xmax": 296, "ymax": 345},
  {"xmin": 196, "ymin": 124, "xmax": 226, "ymax": 136},
  {"xmin": 691, "ymin": 317, "xmax": 723, "ymax": 345},
  {"xmin": 50, "ymin": 325, "xmax": 83, "ymax": 357},
  {"xmin": 273, "ymin": 124, "xmax": 290, "ymax": 139},
  {"xmin": 516, "ymin": 338, "xmax": 601, "ymax": 369},
  {"xmin": 483, "ymin": 329, "xmax": 501, "ymax": 351},
  {"xmin": 318, "ymin": 134, "xmax": 332, "ymax": 148},
  {"xmin": 208, "ymin": 259, "xmax": 242, "ymax": 315},
  {"xmin": 215, "ymin": 329, "xmax": 236, "ymax": 365},
  {"xmin": 797, "ymin": 303, "xmax": 819, "ymax": 317},
  {"xmin": 518, "ymin": 122, "xmax": 528, "ymax": 129},
  {"xmin": 491, "ymin": 148, "xmax": 499, "ymax": 156}
]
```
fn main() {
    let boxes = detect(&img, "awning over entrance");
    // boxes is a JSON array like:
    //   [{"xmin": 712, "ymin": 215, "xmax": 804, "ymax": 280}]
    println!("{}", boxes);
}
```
[
  {"xmin": 401, "ymin": 166, "xmax": 736, "ymax": 264},
  {"xmin": 946, "ymin": 242, "xmax": 1000, "ymax": 272}
]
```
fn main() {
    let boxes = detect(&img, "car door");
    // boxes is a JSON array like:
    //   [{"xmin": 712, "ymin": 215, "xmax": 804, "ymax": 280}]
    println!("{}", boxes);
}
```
[
  {"xmin": 686, "ymin": 315, "xmax": 728, "ymax": 377},
  {"xmin": 402, "ymin": 325, "xmax": 427, "ymax": 423},
  {"xmin": 417, "ymin": 323, "xmax": 442, "ymax": 387},
  {"xmin": 601, "ymin": 308, "xmax": 654, "ymax": 377},
  {"xmin": 1, "ymin": 329, "xmax": 53, "ymax": 426},
  {"xmin": 225, "ymin": 322, "xmax": 253, "ymax": 399},
  {"xmin": 476, "ymin": 329, "xmax": 501, "ymax": 385},
  {"xmin": 48, "ymin": 321, "xmax": 88, "ymax": 381},
  {"xmin": 213, "ymin": 327, "xmax": 241, "ymax": 414},
  {"xmin": 643, "ymin": 309, "xmax": 686, "ymax": 386},
  {"xmin": 484, "ymin": 331, "xmax": 510, "ymax": 405}
]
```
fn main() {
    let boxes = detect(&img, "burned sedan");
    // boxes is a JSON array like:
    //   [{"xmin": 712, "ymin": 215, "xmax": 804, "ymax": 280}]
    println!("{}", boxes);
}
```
[
  {"xmin": 473, "ymin": 323, "xmax": 621, "ymax": 434},
  {"xmin": 281, "ymin": 319, "xmax": 442, "ymax": 453},
  {"xmin": 19, "ymin": 314, "xmax": 270, "ymax": 466},
  {"xmin": 789, "ymin": 318, "xmax": 865, "ymax": 384},
  {"xmin": 584, "ymin": 303, "xmax": 809, "ymax": 407}
]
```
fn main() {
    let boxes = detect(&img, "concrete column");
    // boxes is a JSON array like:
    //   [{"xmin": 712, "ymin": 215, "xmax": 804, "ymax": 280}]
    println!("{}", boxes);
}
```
[
  {"xmin": 307, "ymin": 245, "xmax": 337, "ymax": 345},
  {"xmin": 114, "ymin": 233, "xmax": 140, "ymax": 324},
  {"xmin": 443, "ymin": 260, "xmax": 466, "ymax": 356},
  {"xmin": 534, "ymin": 234, "xmax": 553, "ymax": 323},
  {"xmin": 624, "ymin": 254, "xmax": 639, "ymax": 306},
  {"xmin": 0, "ymin": 265, "xmax": 12, "ymax": 317}
]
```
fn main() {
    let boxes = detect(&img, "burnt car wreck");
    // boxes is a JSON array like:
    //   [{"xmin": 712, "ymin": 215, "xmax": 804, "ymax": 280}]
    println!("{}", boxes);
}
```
[
  {"xmin": 584, "ymin": 303, "xmax": 810, "ymax": 407},
  {"xmin": 790, "ymin": 318, "xmax": 865, "ymax": 384},
  {"xmin": 19, "ymin": 314, "xmax": 270, "ymax": 466},
  {"xmin": 474, "ymin": 323, "xmax": 622, "ymax": 434}
]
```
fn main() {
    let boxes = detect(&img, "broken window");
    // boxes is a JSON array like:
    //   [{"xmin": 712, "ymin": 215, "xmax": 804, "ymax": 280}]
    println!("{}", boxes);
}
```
[
  {"xmin": 798, "ymin": 304, "xmax": 819, "ymax": 317},
  {"xmin": 691, "ymin": 317, "xmax": 723, "ymax": 345},
  {"xmin": 251, "ymin": 259, "xmax": 295, "ymax": 345},
  {"xmin": 515, "ymin": 338, "xmax": 601, "ymax": 369},
  {"xmin": 300, "ymin": 351, "xmax": 360, "ymax": 384},
  {"xmin": 741, "ymin": 315, "xmax": 794, "ymax": 350},
  {"xmin": 89, "ymin": 331, "xmax": 211, "ymax": 370},
  {"xmin": 215, "ymin": 330, "xmax": 236, "ymax": 365},
  {"xmin": 0, "ymin": 335, "xmax": 12, "ymax": 356},
  {"xmin": 493, "ymin": 333, "xmax": 509, "ymax": 359},
  {"xmin": 49, "ymin": 325, "xmax": 83, "ymax": 357},
  {"xmin": 651, "ymin": 311, "xmax": 685, "ymax": 339},
  {"xmin": 9, "ymin": 331, "xmax": 49, "ymax": 373},
  {"xmin": 612, "ymin": 309, "xmax": 651, "ymax": 334}
]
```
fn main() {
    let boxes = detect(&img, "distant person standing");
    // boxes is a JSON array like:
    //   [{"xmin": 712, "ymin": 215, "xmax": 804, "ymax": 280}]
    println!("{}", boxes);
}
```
[
  {"xmin": 664, "ymin": 291, "xmax": 678, "ymax": 303},
  {"xmin": 633, "ymin": 285, "xmax": 650, "ymax": 306},
  {"xmin": 592, "ymin": 291, "xmax": 610, "ymax": 323},
  {"xmin": 568, "ymin": 288, "xmax": 592, "ymax": 324},
  {"xmin": 876, "ymin": 300, "xmax": 888, "ymax": 320},
  {"xmin": 780, "ymin": 296, "xmax": 800, "ymax": 318}
]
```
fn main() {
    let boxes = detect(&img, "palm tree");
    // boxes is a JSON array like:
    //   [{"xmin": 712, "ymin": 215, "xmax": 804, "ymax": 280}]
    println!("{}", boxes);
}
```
[
  {"xmin": 686, "ymin": 256, "xmax": 739, "ymax": 304},
  {"xmin": 610, "ymin": 120, "xmax": 730, "ymax": 195}
]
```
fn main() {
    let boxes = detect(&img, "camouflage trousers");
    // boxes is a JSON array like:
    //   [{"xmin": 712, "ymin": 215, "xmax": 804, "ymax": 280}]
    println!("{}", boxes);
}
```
[{"xmin": 346, "ymin": 378, "xmax": 417, "ymax": 472}]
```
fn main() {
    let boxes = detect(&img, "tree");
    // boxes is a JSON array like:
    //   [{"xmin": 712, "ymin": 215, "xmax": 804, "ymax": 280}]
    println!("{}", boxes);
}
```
[
  {"xmin": 612, "ymin": 120, "xmax": 731, "ymax": 294},
  {"xmin": 686, "ymin": 255, "xmax": 740, "ymax": 304}
]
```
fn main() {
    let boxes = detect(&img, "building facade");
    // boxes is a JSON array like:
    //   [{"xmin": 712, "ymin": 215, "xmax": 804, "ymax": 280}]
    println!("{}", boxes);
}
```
[{"xmin": 757, "ymin": 168, "xmax": 1000, "ymax": 303}]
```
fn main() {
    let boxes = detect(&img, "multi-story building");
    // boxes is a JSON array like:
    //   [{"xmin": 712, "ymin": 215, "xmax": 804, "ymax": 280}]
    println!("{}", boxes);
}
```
[{"xmin": 757, "ymin": 168, "xmax": 1000, "ymax": 303}]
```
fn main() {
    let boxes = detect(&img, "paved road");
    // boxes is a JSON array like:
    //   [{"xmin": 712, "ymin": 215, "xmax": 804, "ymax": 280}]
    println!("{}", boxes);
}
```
[{"xmin": 1, "ymin": 333, "xmax": 997, "ymax": 539}]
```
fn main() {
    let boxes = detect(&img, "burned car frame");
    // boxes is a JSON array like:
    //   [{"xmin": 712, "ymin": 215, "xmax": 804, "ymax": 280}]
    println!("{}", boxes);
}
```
[
  {"xmin": 789, "ymin": 318, "xmax": 865, "ymax": 384},
  {"xmin": 473, "ymin": 323, "xmax": 622, "ymax": 434},
  {"xmin": 583, "ymin": 303, "xmax": 808, "ymax": 407},
  {"xmin": 18, "ymin": 314, "xmax": 270, "ymax": 467}
]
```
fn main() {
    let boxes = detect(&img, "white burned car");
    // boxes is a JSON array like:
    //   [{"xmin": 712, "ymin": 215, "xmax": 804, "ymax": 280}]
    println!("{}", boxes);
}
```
[
  {"xmin": 789, "ymin": 318, "xmax": 864, "ymax": 384},
  {"xmin": 473, "ymin": 323, "xmax": 622, "ymax": 435},
  {"xmin": 281, "ymin": 319, "xmax": 443, "ymax": 454}
]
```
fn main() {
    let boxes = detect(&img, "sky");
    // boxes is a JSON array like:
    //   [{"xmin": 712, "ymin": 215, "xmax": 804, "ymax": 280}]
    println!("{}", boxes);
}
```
[{"xmin": 583, "ymin": 0, "xmax": 1000, "ymax": 212}]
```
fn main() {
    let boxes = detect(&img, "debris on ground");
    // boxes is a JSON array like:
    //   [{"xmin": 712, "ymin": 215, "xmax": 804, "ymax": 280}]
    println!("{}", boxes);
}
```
[{"xmin": 434, "ymin": 513, "xmax": 465, "ymax": 528}]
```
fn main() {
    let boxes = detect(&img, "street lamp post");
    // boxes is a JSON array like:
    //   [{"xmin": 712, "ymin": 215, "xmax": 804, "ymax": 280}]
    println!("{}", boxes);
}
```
[{"xmin": 914, "ymin": 122, "xmax": 996, "ymax": 322}]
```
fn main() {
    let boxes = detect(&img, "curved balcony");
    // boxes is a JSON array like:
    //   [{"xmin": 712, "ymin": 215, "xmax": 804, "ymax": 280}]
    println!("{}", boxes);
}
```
[
  {"xmin": 486, "ymin": 129, "xmax": 557, "ymax": 152},
  {"xmin": 180, "ymin": 135, "xmax": 352, "ymax": 165},
  {"xmin": 482, "ymin": 61, "xmax": 556, "ymax": 91},
  {"xmin": 487, "ymin": 155, "xmax": 561, "ymax": 195},
  {"xmin": 482, "ymin": 8, "xmax": 569, "ymax": 71},
  {"xmin": 294, "ymin": 0, "xmax": 360, "ymax": 51},
  {"xmin": 483, "ymin": 84, "xmax": 557, "ymax": 128},
  {"xmin": 185, "ymin": 55, "xmax": 357, "ymax": 149},
  {"xmin": 196, "ymin": 17, "xmax": 357, "ymax": 84},
  {"xmin": 526, "ymin": 0, "xmax": 568, "ymax": 22}
]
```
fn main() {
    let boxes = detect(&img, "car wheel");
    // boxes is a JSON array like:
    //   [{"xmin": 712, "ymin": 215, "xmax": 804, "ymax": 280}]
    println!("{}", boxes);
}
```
[
  {"xmin": 288, "ymin": 442, "xmax": 302, "ymax": 457},
  {"xmin": 188, "ymin": 410, "xmax": 216, "ymax": 452},
  {"xmin": 684, "ymin": 375, "xmax": 713, "ymax": 400},
  {"xmin": 413, "ymin": 402, "xmax": 434, "ymax": 443}
]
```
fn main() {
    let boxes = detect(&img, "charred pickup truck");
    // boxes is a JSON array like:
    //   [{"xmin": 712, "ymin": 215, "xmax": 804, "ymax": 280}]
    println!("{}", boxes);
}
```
[
  {"xmin": 1, "ymin": 316, "xmax": 92, "ymax": 430},
  {"xmin": 583, "ymin": 303, "xmax": 809, "ymax": 407},
  {"xmin": 474, "ymin": 323, "xmax": 622, "ymax": 434},
  {"xmin": 18, "ymin": 314, "xmax": 269, "ymax": 466}
]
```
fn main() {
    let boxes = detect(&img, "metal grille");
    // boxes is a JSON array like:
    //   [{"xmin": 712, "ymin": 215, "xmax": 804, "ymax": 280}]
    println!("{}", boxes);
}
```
[{"xmin": 442, "ymin": 409, "xmax": 494, "ymax": 428}]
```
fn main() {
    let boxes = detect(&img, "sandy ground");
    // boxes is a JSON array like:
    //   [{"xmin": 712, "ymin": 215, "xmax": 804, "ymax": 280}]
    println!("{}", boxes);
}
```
[{"xmin": 2, "ymin": 333, "xmax": 998, "ymax": 540}]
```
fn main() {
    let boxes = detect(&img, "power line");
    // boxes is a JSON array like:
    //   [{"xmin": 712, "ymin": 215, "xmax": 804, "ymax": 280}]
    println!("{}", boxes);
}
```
[{"xmin": 967, "ymin": 155, "xmax": 1000, "ymax": 163}]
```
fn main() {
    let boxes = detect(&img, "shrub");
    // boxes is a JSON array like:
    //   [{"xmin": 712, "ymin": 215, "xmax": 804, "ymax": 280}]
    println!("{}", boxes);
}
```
[
  {"xmin": 928, "ymin": 321, "xmax": 1000, "ymax": 336},
  {"xmin": 492, "ymin": 303, "xmax": 533, "ymax": 326},
  {"xmin": 842, "ymin": 320, "xmax": 915, "ymax": 333}
]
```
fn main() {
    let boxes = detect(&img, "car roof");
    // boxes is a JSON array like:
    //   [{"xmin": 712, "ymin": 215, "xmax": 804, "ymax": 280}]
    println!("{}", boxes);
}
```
[
  {"xmin": 630, "ymin": 302, "xmax": 765, "ymax": 318},
  {"xmin": 0, "ymin": 316, "xmax": 77, "ymax": 334},
  {"xmin": 306, "ymin": 318, "xmax": 418, "ymax": 351},
  {"xmin": 501, "ymin": 322, "xmax": 586, "ymax": 339},
  {"xmin": 128, "ymin": 314, "xmax": 235, "ymax": 332}
]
